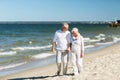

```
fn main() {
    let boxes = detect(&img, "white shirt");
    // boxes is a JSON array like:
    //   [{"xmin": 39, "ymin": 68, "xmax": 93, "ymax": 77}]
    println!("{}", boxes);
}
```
[
  {"xmin": 71, "ymin": 35, "xmax": 84, "ymax": 54},
  {"xmin": 53, "ymin": 30, "xmax": 71, "ymax": 50}
]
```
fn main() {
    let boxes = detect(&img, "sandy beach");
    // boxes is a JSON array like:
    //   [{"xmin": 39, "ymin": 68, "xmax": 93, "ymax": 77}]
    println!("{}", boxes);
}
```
[{"xmin": 0, "ymin": 43, "xmax": 120, "ymax": 80}]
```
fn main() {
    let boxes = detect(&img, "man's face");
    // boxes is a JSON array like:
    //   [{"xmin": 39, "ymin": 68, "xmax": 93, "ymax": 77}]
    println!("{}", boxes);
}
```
[{"xmin": 62, "ymin": 24, "xmax": 68, "ymax": 32}]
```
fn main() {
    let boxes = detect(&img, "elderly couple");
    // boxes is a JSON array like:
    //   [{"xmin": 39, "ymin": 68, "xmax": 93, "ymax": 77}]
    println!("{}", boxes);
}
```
[{"xmin": 52, "ymin": 23, "xmax": 84, "ymax": 76}]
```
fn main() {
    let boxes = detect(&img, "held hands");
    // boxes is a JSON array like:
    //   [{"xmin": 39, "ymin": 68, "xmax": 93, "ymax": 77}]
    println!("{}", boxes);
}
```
[
  {"xmin": 66, "ymin": 47, "xmax": 71, "ymax": 53},
  {"xmin": 80, "ymin": 53, "xmax": 84, "ymax": 58}
]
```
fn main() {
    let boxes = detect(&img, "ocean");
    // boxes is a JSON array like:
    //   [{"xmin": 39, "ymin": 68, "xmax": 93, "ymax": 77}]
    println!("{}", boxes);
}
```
[{"xmin": 0, "ymin": 22, "xmax": 120, "ymax": 76}]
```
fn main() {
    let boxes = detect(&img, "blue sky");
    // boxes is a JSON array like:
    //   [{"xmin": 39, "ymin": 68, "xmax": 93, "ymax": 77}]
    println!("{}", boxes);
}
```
[{"xmin": 0, "ymin": 0, "xmax": 120, "ymax": 21}]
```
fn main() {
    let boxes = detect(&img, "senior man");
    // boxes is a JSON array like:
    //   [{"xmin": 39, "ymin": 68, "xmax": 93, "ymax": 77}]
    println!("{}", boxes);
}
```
[{"xmin": 52, "ymin": 23, "xmax": 71, "ymax": 75}]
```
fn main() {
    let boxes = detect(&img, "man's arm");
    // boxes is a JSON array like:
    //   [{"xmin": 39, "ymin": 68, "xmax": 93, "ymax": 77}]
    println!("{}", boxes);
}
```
[
  {"xmin": 52, "ymin": 31, "xmax": 57, "ymax": 54},
  {"xmin": 66, "ymin": 43, "xmax": 71, "ymax": 53},
  {"xmin": 52, "ymin": 42, "xmax": 56, "ymax": 54},
  {"xmin": 66, "ymin": 32, "xmax": 71, "ymax": 52}
]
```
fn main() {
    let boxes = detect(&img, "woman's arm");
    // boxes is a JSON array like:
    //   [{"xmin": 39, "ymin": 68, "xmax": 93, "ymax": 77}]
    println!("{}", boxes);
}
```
[{"xmin": 80, "ymin": 36, "xmax": 84, "ymax": 58}]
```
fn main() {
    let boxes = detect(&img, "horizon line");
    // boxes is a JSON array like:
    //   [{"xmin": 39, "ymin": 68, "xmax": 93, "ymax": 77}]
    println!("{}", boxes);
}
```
[{"xmin": 0, "ymin": 20, "xmax": 115, "ymax": 22}]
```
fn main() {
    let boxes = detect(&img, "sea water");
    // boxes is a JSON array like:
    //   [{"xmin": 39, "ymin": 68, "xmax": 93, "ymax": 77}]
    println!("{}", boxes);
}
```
[{"xmin": 0, "ymin": 22, "xmax": 120, "ymax": 76}]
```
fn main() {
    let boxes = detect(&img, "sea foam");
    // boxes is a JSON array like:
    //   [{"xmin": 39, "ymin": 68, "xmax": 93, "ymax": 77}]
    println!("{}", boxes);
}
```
[
  {"xmin": 12, "ymin": 45, "xmax": 52, "ymax": 51},
  {"xmin": 85, "ymin": 45, "xmax": 95, "ymax": 49},
  {"xmin": 33, "ymin": 53, "xmax": 54, "ymax": 59},
  {"xmin": 0, "ymin": 51, "xmax": 16, "ymax": 56},
  {"xmin": 0, "ymin": 62, "xmax": 26, "ymax": 70}
]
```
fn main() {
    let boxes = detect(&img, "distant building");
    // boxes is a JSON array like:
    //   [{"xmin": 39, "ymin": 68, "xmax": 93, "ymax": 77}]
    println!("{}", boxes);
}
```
[
  {"xmin": 117, "ymin": 20, "xmax": 120, "ymax": 23},
  {"xmin": 110, "ymin": 20, "xmax": 120, "ymax": 27}
]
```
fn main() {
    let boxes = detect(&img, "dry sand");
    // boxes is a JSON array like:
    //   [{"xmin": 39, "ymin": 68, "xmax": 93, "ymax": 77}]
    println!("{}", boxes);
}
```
[{"xmin": 0, "ymin": 43, "xmax": 120, "ymax": 80}]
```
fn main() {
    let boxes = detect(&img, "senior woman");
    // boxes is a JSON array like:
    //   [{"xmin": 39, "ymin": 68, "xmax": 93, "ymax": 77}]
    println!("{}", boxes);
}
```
[{"xmin": 71, "ymin": 27, "xmax": 84, "ymax": 76}]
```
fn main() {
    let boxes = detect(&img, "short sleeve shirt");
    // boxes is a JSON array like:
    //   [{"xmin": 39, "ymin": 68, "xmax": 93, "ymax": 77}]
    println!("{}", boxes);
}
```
[{"xmin": 53, "ymin": 30, "xmax": 71, "ymax": 50}]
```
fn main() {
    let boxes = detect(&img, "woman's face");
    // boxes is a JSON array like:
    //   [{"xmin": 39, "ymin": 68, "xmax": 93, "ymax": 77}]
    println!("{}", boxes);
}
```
[{"xmin": 72, "ymin": 31, "xmax": 78, "ymax": 37}]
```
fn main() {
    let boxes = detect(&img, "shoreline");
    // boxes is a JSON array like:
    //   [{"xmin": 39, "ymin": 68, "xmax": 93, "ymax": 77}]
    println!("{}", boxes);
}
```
[
  {"xmin": 0, "ymin": 55, "xmax": 56, "ymax": 77},
  {"xmin": 0, "ymin": 42, "xmax": 120, "ymax": 80},
  {"xmin": 0, "ymin": 40, "xmax": 116, "ymax": 77},
  {"xmin": 0, "ymin": 40, "xmax": 115, "ymax": 77}
]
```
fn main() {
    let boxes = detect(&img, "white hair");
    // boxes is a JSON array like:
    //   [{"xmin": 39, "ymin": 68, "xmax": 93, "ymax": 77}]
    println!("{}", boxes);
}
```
[
  {"xmin": 71, "ymin": 27, "xmax": 79, "ymax": 33},
  {"xmin": 62, "ymin": 23, "xmax": 69, "ymax": 27},
  {"xmin": 71, "ymin": 27, "xmax": 81, "ymax": 36}
]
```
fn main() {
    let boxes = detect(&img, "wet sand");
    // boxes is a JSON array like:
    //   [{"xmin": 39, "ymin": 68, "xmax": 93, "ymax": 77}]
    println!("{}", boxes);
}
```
[{"xmin": 1, "ymin": 43, "xmax": 120, "ymax": 80}]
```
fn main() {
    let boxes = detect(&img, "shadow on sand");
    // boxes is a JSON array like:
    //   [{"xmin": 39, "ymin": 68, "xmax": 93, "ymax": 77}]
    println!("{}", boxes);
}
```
[
  {"xmin": 8, "ymin": 75, "xmax": 57, "ymax": 80},
  {"xmin": 8, "ymin": 74, "xmax": 73, "ymax": 80}
]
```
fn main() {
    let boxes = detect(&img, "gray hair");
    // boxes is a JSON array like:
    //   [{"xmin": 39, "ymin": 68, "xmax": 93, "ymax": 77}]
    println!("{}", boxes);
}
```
[
  {"xmin": 62, "ymin": 23, "xmax": 69, "ymax": 27},
  {"xmin": 71, "ymin": 27, "xmax": 81, "ymax": 36},
  {"xmin": 71, "ymin": 27, "xmax": 79, "ymax": 33}
]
